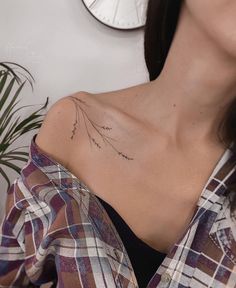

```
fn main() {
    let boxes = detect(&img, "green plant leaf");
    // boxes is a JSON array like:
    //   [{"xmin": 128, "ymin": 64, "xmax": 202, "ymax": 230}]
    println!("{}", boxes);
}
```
[
  {"xmin": 12, "ymin": 114, "xmax": 42, "ymax": 133},
  {"xmin": 3, "ymin": 119, "xmax": 43, "ymax": 148},
  {"xmin": 0, "ymin": 62, "xmax": 49, "ymax": 190},
  {"xmin": 1, "ymin": 97, "xmax": 48, "ymax": 142},
  {"xmin": 0, "ymin": 165, "xmax": 11, "ymax": 190},
  {"xmin": 0, "ymin": 101, "xmax": 44, "ymax": 136},
  {"xmin": 2, "ymin": 155, "xmax": 28, "ymax": 162},
  {"xmin": 2, "ymin": 62, "xmax": 35, "ymax": 82},
  {"xmin": 0, "ymin": 81, "xmax": 25, "ymax": 126},
  {"xmin": 1, "ymin": 115, "xmax": 21, "ymax": 147},
  {"xmin": 15, "ymin": 70, "xmax": 34, "ymax": 91},
  {"xmin": 0, "ymin": 100, "xmax": 21, "ymax": 135},
  {"xmin": 0, "ymin": 62, "xmax": 35, "ymax": 90},
  {"xmin": 0, "ymin": 77, "xmax": 16, "ymax": 111},
  {"xmin": 6, "ymin": 145, "xmax": 29, "ymax": 152},
  {"xmin": 18, "ymin": 120, "xmax": 43, "ymax": 135},
  {"xmin": 0, "ymin": 143, "xmax": 10, "ymax": 152},
  {"xmin": 0, "ymin": 151, "xmax": 29, "ymax": 161},
  {"xmin": 0, "ymin": 73, "xmax": 8, "ymax": 96},
  {"xmin": 0, "ymin": 64, "xmax": 21, "ymax": 84},
  {"xmin": 4, "ymin": 150, "xmax": 28, "ymax": 156},
  {"xmin": 2, "ymin": 98, "xmax": 48, "ymax": 146},
  {"xmin": 0, "ymin": 159, "xmax": 21, "ymax": 174}
]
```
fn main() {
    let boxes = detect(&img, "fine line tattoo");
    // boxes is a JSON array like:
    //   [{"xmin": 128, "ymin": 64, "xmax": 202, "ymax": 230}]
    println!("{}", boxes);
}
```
[{"xmin": 68, "ymin": 95, "xmax": 134, "ymax": 160}]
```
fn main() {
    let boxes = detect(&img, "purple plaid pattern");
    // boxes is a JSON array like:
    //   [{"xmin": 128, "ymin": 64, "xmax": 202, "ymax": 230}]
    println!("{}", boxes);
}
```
[{"xmin": 0, "ymin": 133, "xmax": 236, "ymax": 287}]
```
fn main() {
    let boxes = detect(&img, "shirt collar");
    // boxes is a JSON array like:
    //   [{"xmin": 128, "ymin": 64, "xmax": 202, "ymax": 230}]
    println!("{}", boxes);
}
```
[{"xmin": 29, "ymin": 132, "xmax": 236, "ymax": 224}]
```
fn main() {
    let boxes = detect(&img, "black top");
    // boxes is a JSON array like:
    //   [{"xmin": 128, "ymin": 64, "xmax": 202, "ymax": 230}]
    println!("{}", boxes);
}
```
[{"xmin": 95, "ymin": 195, "xmax": 167, "ymax": 288}]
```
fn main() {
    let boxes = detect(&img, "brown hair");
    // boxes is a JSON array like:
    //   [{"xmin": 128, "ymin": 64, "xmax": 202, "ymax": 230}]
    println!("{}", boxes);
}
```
[{"xmin": 144, "ymin": 0, "xmax": 236, "ymax": 215}]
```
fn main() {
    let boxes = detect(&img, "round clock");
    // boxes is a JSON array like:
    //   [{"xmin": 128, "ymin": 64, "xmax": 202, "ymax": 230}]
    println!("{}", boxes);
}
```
[{"xmin": 81, "ymin": 0, "xmax": 148, "ymax": 30}]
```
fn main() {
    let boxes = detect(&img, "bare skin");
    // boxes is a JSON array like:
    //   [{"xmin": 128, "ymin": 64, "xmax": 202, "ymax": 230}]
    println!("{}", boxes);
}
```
[
  {"xmin": 63, "ymin": 89, "xmax": 228, "ymax": 254},
  {"xmin": 36, "ymin": 1, "xmax": 236, "ymax": 254}
]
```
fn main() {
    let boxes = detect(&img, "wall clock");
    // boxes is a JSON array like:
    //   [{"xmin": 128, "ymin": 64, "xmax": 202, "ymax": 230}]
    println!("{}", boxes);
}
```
[{"xmin": 81, "ymin": 0, "xmax": 148, "ymax": 31}]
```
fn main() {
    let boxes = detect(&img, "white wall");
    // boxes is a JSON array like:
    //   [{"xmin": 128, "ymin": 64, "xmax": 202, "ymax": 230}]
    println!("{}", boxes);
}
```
[{"xmin": 0, "ymin": 0, "xmax": 148, "ymax": 220}]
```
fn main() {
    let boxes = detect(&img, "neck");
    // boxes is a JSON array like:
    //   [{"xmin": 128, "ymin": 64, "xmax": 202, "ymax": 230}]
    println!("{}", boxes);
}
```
[{"xmin": 146, "ymin": 2, "xmax": 236, "ymax": 146}]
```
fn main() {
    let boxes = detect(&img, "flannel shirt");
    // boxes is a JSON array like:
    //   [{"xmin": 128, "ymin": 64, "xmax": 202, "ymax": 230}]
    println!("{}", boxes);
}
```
[{"xmin": 0, "ymin": 133, "xmax": 236, "ymax": 288}]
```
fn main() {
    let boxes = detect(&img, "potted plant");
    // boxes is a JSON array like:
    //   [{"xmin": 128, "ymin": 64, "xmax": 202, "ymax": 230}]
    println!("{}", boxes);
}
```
[{"xmin": 0, "ymin": 61, "xmax": 49, "ymax": 189}]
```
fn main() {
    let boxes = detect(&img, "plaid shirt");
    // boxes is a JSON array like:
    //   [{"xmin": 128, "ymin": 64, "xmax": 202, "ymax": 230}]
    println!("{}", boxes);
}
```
[{"xmin": 0, "ymin": 133, "xmax": 236, "ymax": 288}]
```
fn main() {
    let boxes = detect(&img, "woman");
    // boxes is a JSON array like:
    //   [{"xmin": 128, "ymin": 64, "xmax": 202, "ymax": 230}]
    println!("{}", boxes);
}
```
[{"xmin": 0, "ymin": 0, "xmax": 236, "ymax": 287}]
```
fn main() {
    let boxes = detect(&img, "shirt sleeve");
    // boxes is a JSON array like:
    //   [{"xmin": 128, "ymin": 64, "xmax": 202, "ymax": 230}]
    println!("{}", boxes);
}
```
[
  {"xmin": 0, "ymin": 177, "xmax": 57, "ymax": 288},
  {"xmin": 0, "ymin": 178, "xmax": 31, "ymax": 287}
]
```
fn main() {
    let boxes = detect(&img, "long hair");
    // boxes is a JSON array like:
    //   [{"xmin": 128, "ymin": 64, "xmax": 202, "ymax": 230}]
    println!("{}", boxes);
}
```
[{"xmin": 144, "ymin": 0, "xmax": 236, "ymax": 215}]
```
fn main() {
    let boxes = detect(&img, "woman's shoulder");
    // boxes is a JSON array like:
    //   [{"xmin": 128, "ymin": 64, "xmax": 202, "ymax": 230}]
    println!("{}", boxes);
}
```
[
  {"xmin": 34, "ymin": 91, "xmax": 91, "ymax": 169},
  {"xmin": 34, "ymin": 86, "xmax": 144, "ymax": 171}
]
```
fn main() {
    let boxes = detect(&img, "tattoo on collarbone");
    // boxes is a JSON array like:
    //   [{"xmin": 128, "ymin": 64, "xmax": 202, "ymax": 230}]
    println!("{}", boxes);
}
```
[{"xmin": 68, "ymin": 95, "xmax": 134, "ymax": 160}]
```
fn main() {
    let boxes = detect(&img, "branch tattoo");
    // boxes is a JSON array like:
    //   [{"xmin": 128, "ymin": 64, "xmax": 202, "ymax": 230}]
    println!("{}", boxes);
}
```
[{"xmin": 68, "ymin": 96, "xmax": 134, "ymax": 161}]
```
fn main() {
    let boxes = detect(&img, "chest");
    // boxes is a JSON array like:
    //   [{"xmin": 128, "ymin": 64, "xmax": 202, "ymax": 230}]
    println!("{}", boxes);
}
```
[
  {"xmin": 69, "ymin": 144, "xmax": 225, "ymax": 254},
  {"xmin": 64, "ymin": 130, "xmax": 236, "ymax": 287}
]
